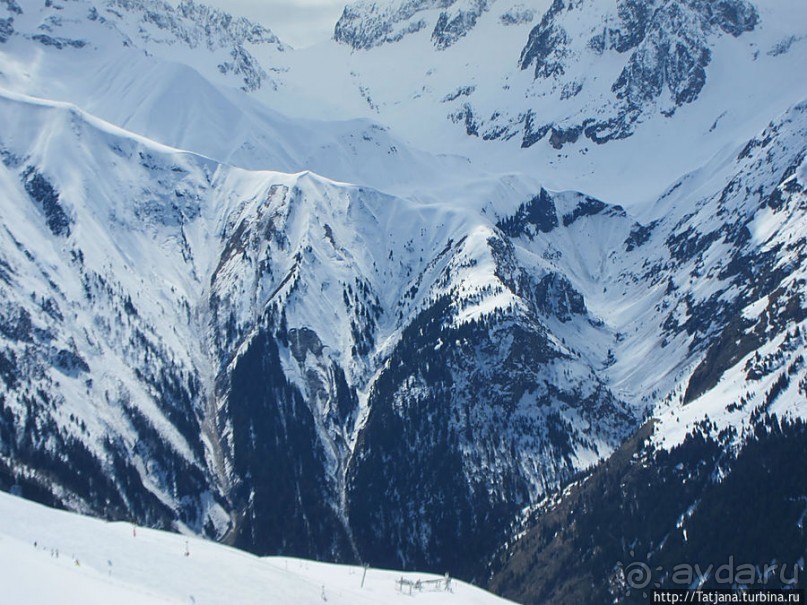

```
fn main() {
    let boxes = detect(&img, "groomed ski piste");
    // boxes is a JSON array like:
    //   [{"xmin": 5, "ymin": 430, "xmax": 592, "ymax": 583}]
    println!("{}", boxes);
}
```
[{"xmin": 0, "ymin": 491, "xmax": 515, "ymax": 605}]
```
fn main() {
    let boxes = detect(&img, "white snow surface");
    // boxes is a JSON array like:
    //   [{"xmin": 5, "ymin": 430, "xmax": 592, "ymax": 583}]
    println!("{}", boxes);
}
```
[
  {"xmin": 2, "ymin": 0, "xmax": 805, "ymax": 207},
  {"xmin": 0, "ymin": 0, "xmax": 805, "ymax": 559},
  {"xmin": 0, "ymin": 490, "xmax": 514, "ymax": 605}
]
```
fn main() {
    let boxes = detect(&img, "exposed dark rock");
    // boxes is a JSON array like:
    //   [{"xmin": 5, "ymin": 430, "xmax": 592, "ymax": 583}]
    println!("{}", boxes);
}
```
[
  {"xmin": 218, "ymin": 45, "xmax": 267, "ymax": 92},
  {"xmin": 334, "ymin": 1, "xmax": 442, "ymax": 50},
  {"xmin": 562, "ymin": 197, "xmax": 608, "ymax": 226},
  {"xmin": 496, "ymin": 188, "xmax": 558, "ymax": 237},
  {"xmin": 532, "ymin": 273, "xmax": 587, "ymax": 322},
  {"xmin": 335, "ymin": 0, "xmax": 489, "ymax": 50},
  {"xmin": 31, "ymin": 34, "xmax": 87, "ymax": 49},
  {"xmin": 0, "ymin": 0, "xmax": 22, "ymax": 16},
  {"xmin": 624, "ymin": 220, "xmax": 658, "ymax": 252},
  {"xmin": 432, "ymin": 1, "xmax": 488, "ymax": 49},
  {"xmin": 442, "ymin": 84, "xmax": 475, "ymax": 102},
  {"xmin": 520, "ymin": 0, "xmax": 759, "ymax": 145},
  {"xmin": 612, "ymin": 3, "xmax": 710, "ymax": 107},
  {"xmin": 521, "ymin": 111, "xmax": 552, "ymax": 147},
  {"xmin": 549, "ymin": 124, "xmax": 582, "ymax": 149},
  {"xmin": 500, "ymin": 6, "xmax": 534, "ymax": 26},
  {"xmin": 449, "ymin": 103, "xmax": 480, "ymax": 136},
  {"xmin": 0, "ymin": 18, "xmax": 13, "ymax": 43},
  {"xmin": 519, "ymin": 0, "xmax": 568, "ymax": 79}
]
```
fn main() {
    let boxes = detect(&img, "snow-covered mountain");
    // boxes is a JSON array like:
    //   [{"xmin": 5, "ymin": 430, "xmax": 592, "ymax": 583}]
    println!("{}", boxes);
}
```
[
  {"xmin": 277, "ymin": 0, "xmax": 807, "ymax": 203},
  {"xmin": 0, "ymin": 0, "xmax": 805, "ymax": 596},
  {"xmin": 0, "ymin": 82, "xmax": 637, "ymax": 574},
  {"xmin": 487, "ymin": 97, "xmax": 807, "ymax": 603}
]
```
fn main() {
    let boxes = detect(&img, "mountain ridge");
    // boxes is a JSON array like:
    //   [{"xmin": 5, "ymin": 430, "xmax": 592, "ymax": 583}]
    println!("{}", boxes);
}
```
[{"xmin": 0, "ymin": 0, "xmax": 805, "ymax": 595}]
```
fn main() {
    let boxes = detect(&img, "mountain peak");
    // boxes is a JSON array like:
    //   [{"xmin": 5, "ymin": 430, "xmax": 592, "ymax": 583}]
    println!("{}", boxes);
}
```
[
  {"xmin": 1, "ymin": 0, "xmax": 806, "ymax": 596},
  {"xmin": 1, "ymin": 0, "xmax": 286, "ymax": 92},
  {"xmin": 335, "ymin": 0, "xmax": 495, "ymax": 50},
  {"xmin": 512, "ymin": 0, "xmax": 760, "ymax": 144}
]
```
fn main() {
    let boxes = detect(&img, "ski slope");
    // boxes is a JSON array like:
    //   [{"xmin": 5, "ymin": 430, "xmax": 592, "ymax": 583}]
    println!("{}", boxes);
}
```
[{"xmin": 0, "ymin": 491, "xmax": 515, "ymax": 605}]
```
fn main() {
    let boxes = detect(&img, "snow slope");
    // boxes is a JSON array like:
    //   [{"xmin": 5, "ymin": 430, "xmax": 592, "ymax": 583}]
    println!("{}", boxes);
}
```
[
  {"xmin": 0, "ymin": 0, "xmax": 479, "ymax": 195},
  {"xmin": 5, "ymin": 0, "xmax": 807, "ymax": 207},
  {"xmin": 269, "ymin": 0, "xmax": 807, "ymax": 206},
  {"xmin": 0, "ymin": 0, "xmax": 806, "ymax": 587},
  {"xmin": 0, "ymin": 490, "xmax": 514, "ymax": 605},
  {"xmin": 0, "ymin": 83, "xmax": 636, "ymax": 573}
]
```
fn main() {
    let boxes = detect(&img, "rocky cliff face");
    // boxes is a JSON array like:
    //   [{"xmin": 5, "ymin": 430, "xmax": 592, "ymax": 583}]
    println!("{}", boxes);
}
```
[
  {"xmin": 335, "ymin": 0, "xmax": 494, "ymax": 50},
  {"xmin": 487, "ymin": 95, "xmax": 807, "ymax": 600},
  {"xmin": 330, "ymin": 0, "xmax": 763, "ymax": 149},
  {"xmin": 510, "ymin": 0, "xmax": 759, "ymax": 144},
  {"xmin": 3, "ymin": 0, "xmax": 285, "ymax": 92},
  {"xmin": 0, "ymin": 86, "xmax": 639, "ymax": 571}
]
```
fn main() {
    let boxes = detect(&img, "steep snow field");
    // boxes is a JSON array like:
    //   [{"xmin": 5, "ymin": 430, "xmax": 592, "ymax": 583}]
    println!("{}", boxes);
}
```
[
  {"xmin": 5, "ymin": 0, "xmax": 807, "ymax": 208},
  {"xmin": 268, "ymin": 0, "xmax": 807, "ymax": 207},
  {"xmin": 0, "ymin": 491, "xmax": 515, "ymax": 605}
]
